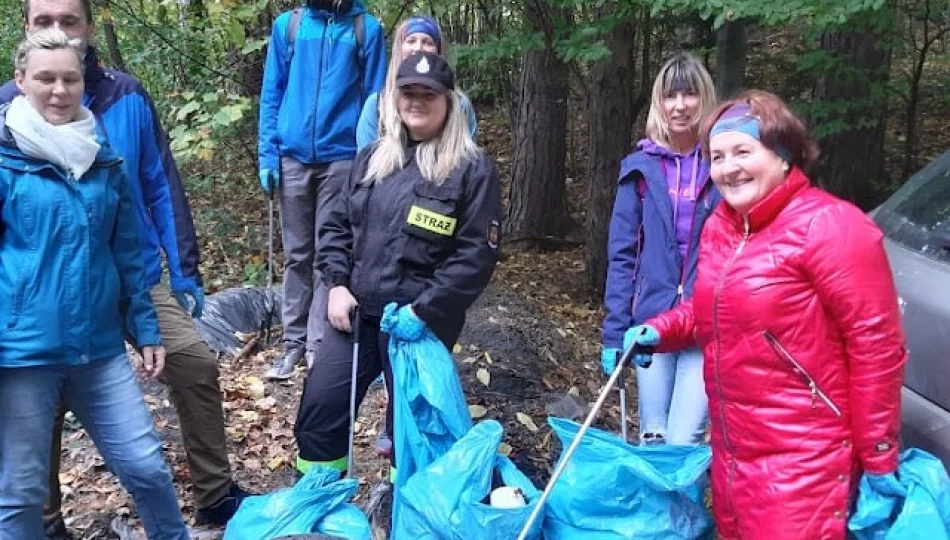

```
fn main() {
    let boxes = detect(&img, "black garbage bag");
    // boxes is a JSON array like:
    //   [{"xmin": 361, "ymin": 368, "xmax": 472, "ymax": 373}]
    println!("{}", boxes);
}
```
[{"xmin": 193, "ymin": 286, "xmax": 283, "ymax": 355}]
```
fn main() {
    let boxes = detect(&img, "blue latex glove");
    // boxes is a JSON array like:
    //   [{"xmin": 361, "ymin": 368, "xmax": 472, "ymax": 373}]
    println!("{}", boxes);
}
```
[
  {"xmin": 381, "ymin": 302, "xmax": 426, "ymax": 341},
  {"xmin": 622, "ymin": 325, "xmax": 660, "ymax": 367},
  {"xmin": 259, "ymin": 169, "xmax": 278, "ymax": 195},
  {"xmin": 173, "ymin": 286, "xmax": 205, "ymax": 319},
  {"xmin": 865, "ymin": 472, "xmax": 906, "ymax": 498},
  {"xmin": 601, "ymin": 347, "xmax": 621, "ymax": 375}
]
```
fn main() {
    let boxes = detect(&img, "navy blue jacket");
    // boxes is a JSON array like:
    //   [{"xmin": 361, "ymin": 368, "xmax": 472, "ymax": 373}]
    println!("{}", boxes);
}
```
[
  {"xmin": 0, "ymin": 48, "xmax": 202, "ymax": 293},
  {"xmin": 601, "ymin": 150, "xmax": 721, "ymax": 349},
  {"xmin": 258, "ymin": 2, "xmax": 387, "ymax": 170}
]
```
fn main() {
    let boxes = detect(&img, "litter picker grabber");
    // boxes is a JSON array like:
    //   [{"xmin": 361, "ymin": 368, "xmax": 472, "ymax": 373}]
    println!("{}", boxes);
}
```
[
  {"xmin": 618, "ymin": 354, "xmax": 628, "ymax": 443},
  {"xmin": 516, "ymin": 342, "xmax": 655, "ymax": 540},
  {"xmin": 346, "ymin": 308, "xmax": 361, "ymax": 478},
  {"xmin": 263, "ymin": 184, "xmax": 278, "ymax": 346}
]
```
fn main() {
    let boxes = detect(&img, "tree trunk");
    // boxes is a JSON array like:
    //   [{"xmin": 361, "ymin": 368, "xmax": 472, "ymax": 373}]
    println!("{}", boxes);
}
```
[
  {"xmin": 715, "ymin": 19, "xmax": 746, "ymax": 99},
  {"xmin": 505, "ymin": 2, "xmax": 572, "ymax": 244},
  {"xmin": 811, "ymin": 24, "xmax": 892, "ymax": 210},
  {"xmin": 95, "ymin": 2, "xmax": 127, "ymax": 72},
  {"xmin": 585, "ymin": 16, "xmax": 637, "ymax": 297}
]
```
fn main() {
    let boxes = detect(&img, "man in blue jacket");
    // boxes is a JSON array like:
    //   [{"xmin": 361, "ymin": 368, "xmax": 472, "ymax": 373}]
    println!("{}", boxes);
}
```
[
  {"xmin": 1, "ymin": 0, "xmax": 249, "ymax": 535},
  {"xmin": 258, "ymin": 0, "xmax": 387, "ymax": 379}
]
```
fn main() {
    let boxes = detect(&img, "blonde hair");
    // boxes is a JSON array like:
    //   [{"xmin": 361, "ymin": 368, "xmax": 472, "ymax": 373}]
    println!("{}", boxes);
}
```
[
  {"xmin": 644, "ymin": 52, "xmax": 716, "ymax": 148},
  {"xmin": 377, "ymin": 18, "xmax": 469, "ymax": 142},
  {"xmin": 364, "ymin": 89, "xmax": 479, "ymax": 185},
  {"xmin": 14, "ymin": 28, "xmax": 84, "ymax": 73}
]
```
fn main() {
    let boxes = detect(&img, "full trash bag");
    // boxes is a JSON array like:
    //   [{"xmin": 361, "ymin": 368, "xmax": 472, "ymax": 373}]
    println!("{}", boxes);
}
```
[
  {"xmin": 194, "ymin": 286, "xmax": 282, "ymax": 355},
  {"xmin": 383, "ymin": 314, "xmax": 472, "ymax": 487},
  {"xmin": 223, "ymin": 466, "xmax": 371, "ymax": 540},
  {"xmin": 849, "ymin": 448, "xmax": 950, "ymax": 539},
  {"xmin": 392, "ymin": 419, "xmax": 543, "ymax": 539},
  {"xmin": 543, "ymin": 417, "xmax": 714, "ymax": 539}
]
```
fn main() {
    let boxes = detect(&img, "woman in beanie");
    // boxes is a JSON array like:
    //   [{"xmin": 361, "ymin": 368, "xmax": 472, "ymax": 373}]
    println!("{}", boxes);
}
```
[
  {"xmin": 0, "ymin": 29, "xmax": 188, "ymax": 539},
  {"xmin": 601, "ymin": 52, "xmax": 719, "ymax": 445},
  {"xmin": 624, "ymin": 90, "xmax": 906, "ymax": 538},
  {"xmin": 356, "ymin": 15, "xmax": 477, "ymax": 149},
  {"xmin": 294, "ymin": 52, "xmax": 501, "ymax": 477}
]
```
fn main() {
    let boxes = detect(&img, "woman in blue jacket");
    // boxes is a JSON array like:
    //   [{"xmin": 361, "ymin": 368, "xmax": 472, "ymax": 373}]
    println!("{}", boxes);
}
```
[
  {"xmin": 0, "ymin": 30, "xmax": 189, "ymax": 539},
  {"xmin": 602, "ymin": 52, "xmax": 720, "ymax": 445},
  {"xmin": 356, "ymin": 15, "xmax": 477, "ymax": 150}
]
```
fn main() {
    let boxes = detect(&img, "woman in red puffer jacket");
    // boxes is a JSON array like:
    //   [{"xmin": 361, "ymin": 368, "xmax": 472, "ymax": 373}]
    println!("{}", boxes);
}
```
[{"xmin": 623, "ymin": 90, "xmax": 907, "ymax": 539}]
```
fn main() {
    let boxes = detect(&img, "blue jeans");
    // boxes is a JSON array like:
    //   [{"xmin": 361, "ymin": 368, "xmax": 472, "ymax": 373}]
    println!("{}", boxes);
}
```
[
  {"xmin": 635, "ymin": 346, "xmax": 708, "ymax": 445},
  {"xmin": 0, "ymin": 354, "xmax": 189, "ymax": 540}
]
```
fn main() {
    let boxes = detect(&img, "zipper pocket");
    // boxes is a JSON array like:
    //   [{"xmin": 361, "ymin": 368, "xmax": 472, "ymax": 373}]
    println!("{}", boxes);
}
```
[{"xmin": 763, "ymin": 330, "xmax": 841, "ymax": 417}]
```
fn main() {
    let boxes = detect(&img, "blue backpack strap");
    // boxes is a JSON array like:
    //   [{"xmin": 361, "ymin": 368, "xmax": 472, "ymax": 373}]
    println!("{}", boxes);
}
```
[{"xmin": 285, "ymin": 7, "xmax": 303, "ymax": 70}]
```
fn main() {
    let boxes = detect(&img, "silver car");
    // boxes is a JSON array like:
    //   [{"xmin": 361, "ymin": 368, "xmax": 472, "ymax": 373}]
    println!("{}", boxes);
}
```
[{"xmin": 872, "ymin": 151, "xmax": 950, "ymax": 470}]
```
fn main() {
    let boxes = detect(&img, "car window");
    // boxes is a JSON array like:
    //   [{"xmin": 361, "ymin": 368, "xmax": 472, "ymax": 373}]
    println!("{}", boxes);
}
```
[{"xmin": 874, "ymin": 151, "xmax": 950, "ymax": 264}]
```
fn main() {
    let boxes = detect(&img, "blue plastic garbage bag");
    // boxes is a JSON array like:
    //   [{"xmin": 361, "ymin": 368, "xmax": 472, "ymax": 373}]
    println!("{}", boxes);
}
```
[
  {"xmin": 849, "ymin": 448, "xmax": 950, "ymax": 539},
  {"xmin": 223, "ymin": 466, "xmax": 371, "ymax": 540},
  {"xmin": 543, "ymin": 417, "xmax": 713, "ymax": 539},
  {"xmin": 392, "ymin": 419, "xmax": 543, "ymax": 539},
  {"xmin": 382, "ymin": 308, "xmax": 472, "ymax": 488}
]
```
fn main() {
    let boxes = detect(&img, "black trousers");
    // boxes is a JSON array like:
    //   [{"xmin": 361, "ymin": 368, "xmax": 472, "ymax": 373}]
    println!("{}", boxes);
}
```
[{"xmin": 294, "ymin": 313, "xmax": 395, "ymax": 463}]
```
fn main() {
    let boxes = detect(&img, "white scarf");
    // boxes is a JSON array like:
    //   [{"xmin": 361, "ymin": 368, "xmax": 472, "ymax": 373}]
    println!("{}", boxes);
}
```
[{"xmin": 6, "ymin": 95, "xmax": 101, "ymax": 179}]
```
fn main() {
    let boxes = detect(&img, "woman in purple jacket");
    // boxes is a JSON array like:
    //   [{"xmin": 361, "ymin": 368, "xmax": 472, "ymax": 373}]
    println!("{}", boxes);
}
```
[{"xmin": 601, "ymin": 52, "xmax": 719, "ymax": 445}]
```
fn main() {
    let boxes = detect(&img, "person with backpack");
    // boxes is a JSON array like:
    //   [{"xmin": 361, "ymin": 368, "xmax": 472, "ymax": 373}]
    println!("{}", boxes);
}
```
[
  {"xmin": 601, "ymin": 52, "xmax": 720, "ymax": 445},
  {"xmin": 355, "ymin": 15, "xmax": 477, "ymax": 150},
  {"xmin": 258, "ymin": 0, "xmax": 387, "ymax": 380}
]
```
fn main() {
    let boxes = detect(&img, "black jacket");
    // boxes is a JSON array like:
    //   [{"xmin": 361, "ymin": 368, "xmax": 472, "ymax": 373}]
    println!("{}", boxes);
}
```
[{"xmin": 319, "ymin": 145, "xmax": 502, "ymax": 344}]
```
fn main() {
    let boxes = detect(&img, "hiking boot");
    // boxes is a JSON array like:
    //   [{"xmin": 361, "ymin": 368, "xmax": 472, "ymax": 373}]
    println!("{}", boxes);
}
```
[
  {"xmin": 195, "ymin": 482, "xmax": 252, "ymax": 526},
  {"xmin": 265, "ymin": 347, "xmax": 304, "ymax": 380},
  {"xmin": 305, "ymin": 350, "xmax": 316, "ymax": 370},
  {"xmin": 44, "ymin": 517, "xmax": 73, "ymax": 540}
]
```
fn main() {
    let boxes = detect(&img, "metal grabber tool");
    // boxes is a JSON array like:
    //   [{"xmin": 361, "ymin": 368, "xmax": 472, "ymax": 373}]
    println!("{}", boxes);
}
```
[
  {"xmin": 346, "ymin": 308, "xmax": 361, "ymax": 478},
  {"xmin": 516, "ymin": 342, "xmax": 655, "ymax": 540}
]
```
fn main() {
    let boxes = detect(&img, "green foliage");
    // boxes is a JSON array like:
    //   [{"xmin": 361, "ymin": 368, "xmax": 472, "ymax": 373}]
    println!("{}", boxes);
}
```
[
  {"xmin": 649, "ymin": 0, "xmax": 889, "ymax": 29},
  {"xmin": 166, "ymin": 90, "xmax": 253, "ymax": 162}
]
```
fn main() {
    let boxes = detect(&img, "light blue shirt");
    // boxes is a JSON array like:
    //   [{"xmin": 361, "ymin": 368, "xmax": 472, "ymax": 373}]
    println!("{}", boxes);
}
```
[{"xmin": 356, "ymin": 91, "xmax": 478, "ymax": 150}]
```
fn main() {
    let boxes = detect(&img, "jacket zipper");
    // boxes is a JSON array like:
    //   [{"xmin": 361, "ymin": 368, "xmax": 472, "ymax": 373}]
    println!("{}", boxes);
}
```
[
  {"xmin": 763, "ymin": 330, "xmax": 842, "ymax": 416},
  {"xmin": 311, "ymin": 18, "xmax": 330, "ymax": 160},
  {"xmin": 712, "ymin": 216, "xmax": 749, "ymax": 532}
]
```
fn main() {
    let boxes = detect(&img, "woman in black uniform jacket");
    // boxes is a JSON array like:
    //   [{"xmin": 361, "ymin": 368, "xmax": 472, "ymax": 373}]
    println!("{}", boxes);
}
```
[{"xmin": 293, "ymin": 52, "xmax": 502, "ymax": 474}]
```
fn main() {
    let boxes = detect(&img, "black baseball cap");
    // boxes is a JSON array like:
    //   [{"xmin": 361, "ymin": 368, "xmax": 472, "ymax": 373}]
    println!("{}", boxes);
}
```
[{"xmin": 396, "ymin": 52, "xmax": 455, "ymax": 93}]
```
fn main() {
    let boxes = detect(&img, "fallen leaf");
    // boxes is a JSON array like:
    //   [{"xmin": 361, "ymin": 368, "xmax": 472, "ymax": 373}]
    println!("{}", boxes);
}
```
[
  {"xmin": 498, "ymin": 442, "xmax": 513, "ymax": 456},
  {"xmin": 267, "ymin": 456, "xmax": 286, "ymax": 470},
  {"xmin": 255, "ymin": 397, "xmax": 277, "ymax": 410},
  {"xmin": 452, "ymin": 343, "xmax": 463, "ymax": 354},
  {"xmin": 484, "ymin": 351, "xmax": 493, "ymax": 365},
  {"xmin": 568, "ymin": 386, "xmax": 580, "ymax": 397},
  {"xmin": 468, "ymin": 405, "xmax": 488, "ymax": 419},
  {"xmin": 243, "ymin": 459, "xmax": 262, "ymax": 472},
  {"xmin": 516, "ymin": 412, "xmax": 539, "ymax": 432},
  {"xmin": 476, "ymin": 368, "xmax": 491, "ymax": 387},
  {"xmin": 238, "ymin": 410, "xmax": 260, "ymax": 423},
  {"xmin": 462, "ymin": 356, "xmax": 479, "ymax": 364}
]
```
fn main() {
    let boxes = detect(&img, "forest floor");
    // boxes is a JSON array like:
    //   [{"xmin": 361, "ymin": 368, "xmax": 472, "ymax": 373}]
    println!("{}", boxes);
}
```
[{"xmin": 56, "ymin": 107, "xmax": 628, "ymax": 540}]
